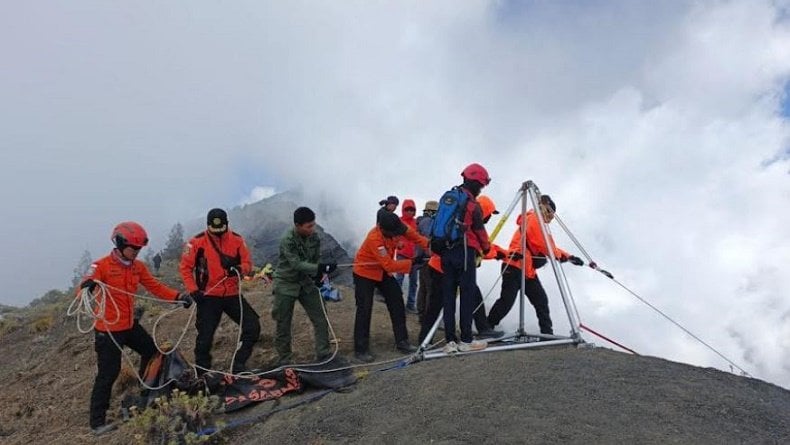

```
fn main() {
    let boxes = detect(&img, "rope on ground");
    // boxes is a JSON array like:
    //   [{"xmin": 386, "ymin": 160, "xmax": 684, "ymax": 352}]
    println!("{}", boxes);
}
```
[{"xmin": 579, "ymin": 323, "xmax": 638, "ymax": 355}]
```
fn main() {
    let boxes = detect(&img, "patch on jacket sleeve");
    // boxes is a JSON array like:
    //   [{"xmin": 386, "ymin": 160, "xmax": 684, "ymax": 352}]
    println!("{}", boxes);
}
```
[
  {"xmin": 376, "ymin": 246, "xmax": 387, "ymax": 257},
  {"xmin": 85, "ymin": 264, "xmax": 98, "ymax": 277},
  {"xmin": 183, "ymin": 242, "xmax": 193, "ymax": 257}
]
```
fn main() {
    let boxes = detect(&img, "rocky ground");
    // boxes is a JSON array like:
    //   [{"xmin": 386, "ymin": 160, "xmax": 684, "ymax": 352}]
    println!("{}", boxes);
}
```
[{"xmin": 1, "ymin": 271, "xmax": 789, "ymax": 444}]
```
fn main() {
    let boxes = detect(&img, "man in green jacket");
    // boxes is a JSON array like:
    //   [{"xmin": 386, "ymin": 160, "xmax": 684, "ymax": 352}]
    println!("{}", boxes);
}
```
[{"xmin": 272, "ymin": 207, "xmax": 337, "ymax": 365}]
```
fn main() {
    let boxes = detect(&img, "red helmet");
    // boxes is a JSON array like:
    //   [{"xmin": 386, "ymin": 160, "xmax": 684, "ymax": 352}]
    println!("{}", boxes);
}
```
[
  {"xmin": 111, "ymin": 221, "xmax": 149, "ymax": 249},
  {"xmin": 461, "ymin": 163, "xmax": 491, "ymax": 186}
]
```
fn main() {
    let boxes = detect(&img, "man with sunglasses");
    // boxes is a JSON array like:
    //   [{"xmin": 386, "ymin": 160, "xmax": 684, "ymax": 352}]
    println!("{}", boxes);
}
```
[
  {"xmin": 487, "ymin": 195, "xmax": 585, "ymax": 337},
  {"xmin": 78, "ymin": 221, "xmax": 192, "ymax": 436}
]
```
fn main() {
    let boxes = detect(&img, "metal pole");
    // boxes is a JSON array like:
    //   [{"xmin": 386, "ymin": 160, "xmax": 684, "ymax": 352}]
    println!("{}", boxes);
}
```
[
  {"xmin": 525, "ymin": 184, "xmax": 581, "ymax": 338},
  {"xmin": 517, "ymin": 182, "xmax": 529, "ymax": 337},
  {"xmin": 417, "ymin": 307, "xmax": 443, "ymax": 353},
  {"xmin": 488, "ymin": 190, "xmax": 522, "ymax": 242},
  {"xmin": 423, "ymin": 337, "xmax": 577, "ymax": 360}
]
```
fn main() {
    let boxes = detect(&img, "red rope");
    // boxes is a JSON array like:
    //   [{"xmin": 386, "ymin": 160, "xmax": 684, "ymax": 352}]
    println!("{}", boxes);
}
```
[{"xmin": 579, "ymin": 323, "xmax": 638, "ymax": 355}]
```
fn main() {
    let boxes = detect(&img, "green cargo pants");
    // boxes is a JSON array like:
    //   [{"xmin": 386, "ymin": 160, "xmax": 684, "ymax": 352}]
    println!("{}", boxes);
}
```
[{"xmin": 272, "ymin": 284, "xmax": 331, "ymax": 363}]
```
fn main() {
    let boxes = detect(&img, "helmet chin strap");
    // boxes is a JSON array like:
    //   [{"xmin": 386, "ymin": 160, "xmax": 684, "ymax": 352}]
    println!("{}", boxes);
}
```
[{"xmin": 113, "ymin": 247, "xmax": 135, "ymax": 262}]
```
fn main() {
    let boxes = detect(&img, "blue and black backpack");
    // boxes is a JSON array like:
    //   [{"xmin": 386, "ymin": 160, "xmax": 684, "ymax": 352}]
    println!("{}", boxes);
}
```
[{"xmin": 429, "ymin": 186, "xmax": 469, "ymax": 254}]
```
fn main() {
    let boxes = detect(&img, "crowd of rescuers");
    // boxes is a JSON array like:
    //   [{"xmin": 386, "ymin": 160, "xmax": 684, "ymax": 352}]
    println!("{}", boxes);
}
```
[{"xmin": 77, "ymin": 162, "xmax": 586, "ymax": 435}]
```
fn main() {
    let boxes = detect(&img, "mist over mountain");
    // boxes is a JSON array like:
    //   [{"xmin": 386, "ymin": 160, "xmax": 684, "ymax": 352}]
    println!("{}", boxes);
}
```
[{"xmin": 181, "ymin": 190, "xmax": 354, "ymax": 283}]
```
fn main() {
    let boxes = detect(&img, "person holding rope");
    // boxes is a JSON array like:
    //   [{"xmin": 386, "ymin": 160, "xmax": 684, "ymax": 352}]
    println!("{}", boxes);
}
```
[
  {"xmin": 179, "ymin": 208, "xmax": 259, "ymax": 375},
  {"xmin": 487, "ymin": 195, "xmax": 584, "ymax": 336},
  {"xmin": 78, "ymin": 221, "xmax": 192, "ymax": 436},
  {"xmin": 352, "ymin": 211, "xmax": 429, "ymax": 362},
  {"xmin": 272, "ymin": 207, "xmax": 336, "ymax": 365}
]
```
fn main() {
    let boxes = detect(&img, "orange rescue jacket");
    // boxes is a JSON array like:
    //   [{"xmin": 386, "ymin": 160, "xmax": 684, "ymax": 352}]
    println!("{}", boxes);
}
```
[
  {"xmin": 80, "ymin": 250, "xmax": 179, "ymax": 332},
  {"xmin": 354, "ymin": 226, "xmax": 428, "ymax": 282},
  {"xmin": 179, "ymin": 231, "xmax": 253, "ymax": 297},
  {"xmin": 396, "ymin": 199, "xmax": 419, "ymax": 259},
  {"xmin": 504, "ymin": 210, "xmax": 569, "ymax": 279}
]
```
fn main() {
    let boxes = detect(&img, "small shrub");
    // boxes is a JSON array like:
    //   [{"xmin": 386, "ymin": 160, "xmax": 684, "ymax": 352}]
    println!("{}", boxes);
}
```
[
  {"xmin": 29, "ymin": 314, "xmax": 54, "ymax": 333},
  {"xmin": 128, "ymin": 389, "xmax": 225, "ymax": 444},
  {"xmin": 0, "ymin": 317, "xmax": 21, "ymax": 339}
]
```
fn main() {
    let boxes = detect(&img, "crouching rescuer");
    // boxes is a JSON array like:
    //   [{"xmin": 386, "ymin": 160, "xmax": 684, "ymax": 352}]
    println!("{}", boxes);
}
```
[
  {"xmin": 79, "ymin": 222, "xmax": 192, "ymax": 435},
  {"xmin": 179, "ymin": 208, "xmax": 260, "ymax": 375}
]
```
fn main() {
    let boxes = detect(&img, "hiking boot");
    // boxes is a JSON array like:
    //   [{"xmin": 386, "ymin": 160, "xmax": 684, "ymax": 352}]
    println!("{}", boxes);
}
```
[
  {"xmin": 476, "ymin": 329, "xmax": 504, "ymax": 340},
  {"xmin": 354, "ymin": 351, "xmax": 375, "ymax": 363},
  {"xmin": 396, "ymin": 341, "xmax": 417, "ymax": 354},
  {"xmin": 442, "ymin": 341, "xmax": 458, "ymax": 354},
  {"xmin": 458, "ymin": 340, "xmax": 487, "ymax": 352},
  {"xmin": 91, "ymin": 423, "xmax": 117, "ymax": 436}
]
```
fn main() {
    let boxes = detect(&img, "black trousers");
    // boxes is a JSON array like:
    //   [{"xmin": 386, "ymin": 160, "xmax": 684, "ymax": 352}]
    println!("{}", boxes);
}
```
[
  {"xmin": 194, "ymin": 295, "xmax": 260, "ymax": 372},
  {"xmin": 415, "ymin": 262, "xmax": 430, "ymax": 322},
  {"xmin": 353, "ymin": 273, "xmax": 408, "ymax": 353},
  {"xmin": 441, "ymin": 245, "xmax": 478, "ymax": 343},
  {"xmin": 487, "ymin": 265, "xmax": 553, "ymax": 335},
  {"xmin": 90, "ymin": 322, "xmax": 155, "ymax": 428},
  {"xmin": 418, "ymin": 267, "xmax": 492, "ymax": 343}
]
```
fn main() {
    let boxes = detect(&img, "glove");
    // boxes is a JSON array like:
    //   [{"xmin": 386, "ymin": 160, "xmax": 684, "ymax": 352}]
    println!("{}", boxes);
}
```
[
  {"xmin": 495, "ymin": 250, "xmax": 507, "ymax": 260},
  {"xmin": 228, "ymin": 266, "xmax": 242, "ymax": 276},
  {"xmin": 567, "ymin": 255, "xmax": 584, "ymax": 266},
  {"xmin": 189, "ymin": 290, "xmax": 204, "ymax": 304},
  {"xmin": 317, "ymin": 262, "xmax": 337, "ymax": 274},
  {"xmin": 177, "ymin": 293, "xmax": 194, "ymax": 309},
  {"xmin": 220, "ymin": 254, "xmax": 241, "ymax": 270},
  {"xmin": 80, "ymin": 279, "xmax": 97, "ymax": 292},
  {"xmin": 508, "ymin": 252, "xmax": 524, "ymax": 260}
]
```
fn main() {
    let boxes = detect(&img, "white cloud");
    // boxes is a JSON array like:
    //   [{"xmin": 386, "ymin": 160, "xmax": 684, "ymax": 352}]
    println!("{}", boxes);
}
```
[
  {"xmin": 1, "ymin": 1, "xmax": 789, "ymax": 386},
  {"xmin": 238, "ymin": 186, "xmax": 277, "ymax": 206}
]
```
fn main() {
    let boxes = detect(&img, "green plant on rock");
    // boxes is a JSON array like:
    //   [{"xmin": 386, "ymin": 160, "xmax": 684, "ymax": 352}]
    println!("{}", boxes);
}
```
[
  {"xmin": 128, "ymin": 389, "xmax": 225, "ymax": 445},
  {"xmin": 0, "ymin": 317, "xmax": 21, "ymax": 339}
]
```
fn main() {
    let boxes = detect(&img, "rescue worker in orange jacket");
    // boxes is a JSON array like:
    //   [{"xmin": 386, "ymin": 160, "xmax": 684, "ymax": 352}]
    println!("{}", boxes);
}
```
[
  {"xmin": 79, "ymin": 222, "xmax": 191, "ymax": 435},
  {"xmin": 395, "ymin": 198, "xmax": 420, "ymax": 312},
  {"xmin": 418, "ymin": 195, "xmax": 505, "ymax": 344},
  {"xmin": 179, "ymin": 208, "xmax": 260, "ymax": 374},
  {"xmin": 352, "ymin": 211, "xmax": 429, "ymax": 362},
  {"xmin": 487, "ymin": 195, "xmax": 584, "ymax": 335}
]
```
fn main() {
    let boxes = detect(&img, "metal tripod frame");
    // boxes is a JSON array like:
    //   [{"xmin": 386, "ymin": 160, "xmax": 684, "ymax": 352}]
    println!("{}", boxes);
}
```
[{"xmin": 415, "ymin": 180, "xmax": 583, "ymax": 361}]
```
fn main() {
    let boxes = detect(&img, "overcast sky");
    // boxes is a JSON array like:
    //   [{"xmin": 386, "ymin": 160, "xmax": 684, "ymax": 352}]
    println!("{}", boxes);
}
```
[{"xmin": 2, "ymin": 1, "xmax": 789, "ymax": 386}]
